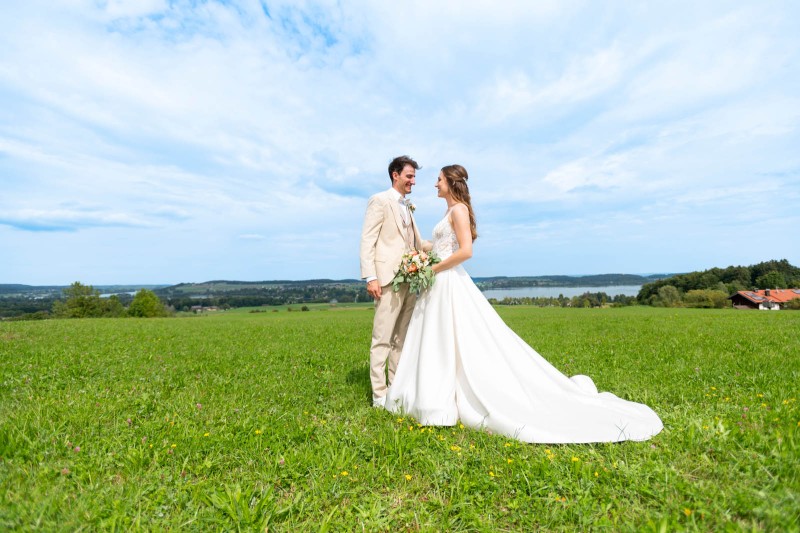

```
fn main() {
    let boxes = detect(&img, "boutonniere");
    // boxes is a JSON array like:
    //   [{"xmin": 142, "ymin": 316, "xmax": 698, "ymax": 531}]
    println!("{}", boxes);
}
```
[{"xmin": 405, "ymin": 199, "xmax": 416, "ymax": 214}]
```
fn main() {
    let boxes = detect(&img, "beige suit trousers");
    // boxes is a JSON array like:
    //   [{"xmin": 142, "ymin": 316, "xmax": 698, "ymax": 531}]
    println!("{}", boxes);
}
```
[{"xmin": 370, "ymin": 282, "xmax": 417, "ymax": 400}]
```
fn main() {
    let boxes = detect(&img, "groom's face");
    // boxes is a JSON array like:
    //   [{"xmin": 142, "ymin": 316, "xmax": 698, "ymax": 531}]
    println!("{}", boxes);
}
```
[{"xmin": 392, "ymin": 165, "xmax": 416, "ymax": 196}]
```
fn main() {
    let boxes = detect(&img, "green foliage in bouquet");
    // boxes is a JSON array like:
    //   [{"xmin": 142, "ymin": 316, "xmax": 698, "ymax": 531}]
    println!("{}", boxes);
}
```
[{"xmin": 392, "ymin": 250, "xmax": 442, "ymax": 294}]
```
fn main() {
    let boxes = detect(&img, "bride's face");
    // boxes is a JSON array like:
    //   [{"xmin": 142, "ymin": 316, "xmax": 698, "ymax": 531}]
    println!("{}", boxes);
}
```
[{"xmin": 435, "ymin": 171, "xmax": 449, "ymax": 198}]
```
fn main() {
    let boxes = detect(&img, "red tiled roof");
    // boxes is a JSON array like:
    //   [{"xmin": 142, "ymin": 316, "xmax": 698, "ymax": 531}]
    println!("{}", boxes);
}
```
[{"xmin": 733, "ymin": 289, "xmax": 800, "ymax": 304}]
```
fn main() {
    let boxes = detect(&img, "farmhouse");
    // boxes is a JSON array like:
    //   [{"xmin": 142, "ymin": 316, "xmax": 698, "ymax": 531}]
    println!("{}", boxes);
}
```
[
  {"xmin": 190, "ymin": 305, "xmax": 219, "ymax": 313},
  {"xmin": 729, "ymin": 288, "xmax": 800, "ymax": 310}
]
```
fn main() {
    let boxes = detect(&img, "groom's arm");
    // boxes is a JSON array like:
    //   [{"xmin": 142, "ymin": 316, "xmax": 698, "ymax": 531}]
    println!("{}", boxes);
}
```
[{"xmin": 360, "ymin": 194, "xmax": 385, "ymax": 282}]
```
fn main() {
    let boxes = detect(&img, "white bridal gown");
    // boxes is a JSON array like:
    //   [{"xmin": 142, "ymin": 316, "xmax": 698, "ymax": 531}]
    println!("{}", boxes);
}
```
[{"xmin": 384, "ymin": 210, "xmax": 664, "ymax": 443}]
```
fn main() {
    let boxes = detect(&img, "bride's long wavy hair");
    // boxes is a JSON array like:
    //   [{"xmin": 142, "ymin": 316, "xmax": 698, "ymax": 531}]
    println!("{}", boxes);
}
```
[{"xmin": 442, "ymin": 164, "xmax": 478, "ymax": 241}]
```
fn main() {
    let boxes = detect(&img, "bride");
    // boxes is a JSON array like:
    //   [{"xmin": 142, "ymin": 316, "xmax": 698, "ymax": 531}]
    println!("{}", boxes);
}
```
[{"xmin": 384, "ymin": 164, "xmax": 664, "ymax": 443}]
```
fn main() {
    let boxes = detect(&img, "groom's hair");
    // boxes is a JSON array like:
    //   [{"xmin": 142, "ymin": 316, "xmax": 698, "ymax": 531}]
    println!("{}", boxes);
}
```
[{"xmin": 388, "ymin": 155, "xmax": 420, "ymax": 182}]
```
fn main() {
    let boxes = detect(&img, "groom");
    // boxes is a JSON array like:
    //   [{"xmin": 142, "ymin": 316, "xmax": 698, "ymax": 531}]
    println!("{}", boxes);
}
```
[{"xmin": 360, "ymin": 155, "xmax": 432, "ymax": 407}]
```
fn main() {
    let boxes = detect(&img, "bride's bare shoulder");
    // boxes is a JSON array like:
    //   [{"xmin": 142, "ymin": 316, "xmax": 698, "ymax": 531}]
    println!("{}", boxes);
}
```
[
  {"xmin": 450, "ymin": 203, "xmax": 469, "ymax": 215},
  {"xmin": 447, "ymin": 203, "xmax": 469, "ymax": 226}
]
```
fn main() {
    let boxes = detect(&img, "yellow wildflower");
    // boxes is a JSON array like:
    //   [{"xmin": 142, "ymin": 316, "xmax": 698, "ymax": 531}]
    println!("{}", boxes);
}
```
[
  {"xmin": 507, "ymin": 459, "xmax": 513, "ymax": 464},
  {"xmin": 683, "ymin": 508, "xmax": 692, "ymax": 517},
  {"xmin": 340, "ymin": 471, "xmax": 348, "ymax": 476},
  {"xmin": 171, "ymin": 444, "xmax": 177, "ymax": 448},
  {"xmin": 459, "ymin": 423, "xmax": 465, "ymax": 429},
  {"xmin": 571, "ymin": 456, "xmax": 580, "ymax": 462},
  {"xmin": 450, "ymin": 445, "xmax": 461, "ymax": 452},
  {"xmin": 594, "ymin": 471, "xmax": 599, "ymax": 477},
  {"xmin": 489, "ymin": 471, "xmax": 495, "ymax": 477},
  {"xmin": 255, "ymin": 429, "xmax": 262, "ymax": 435},
  {"xmin": 203, "ymin": 432, "xmax": 210, "ymax": 437},
  {"xmin": 405, "ymin": 474, "xmax": 412, "ymax": 481}
]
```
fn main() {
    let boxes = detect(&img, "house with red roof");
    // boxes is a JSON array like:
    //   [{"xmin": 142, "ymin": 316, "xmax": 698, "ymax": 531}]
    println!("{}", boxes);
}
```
[{"xmin": 729, "ymin": 288, "xmax": 800, "ymax": 310}]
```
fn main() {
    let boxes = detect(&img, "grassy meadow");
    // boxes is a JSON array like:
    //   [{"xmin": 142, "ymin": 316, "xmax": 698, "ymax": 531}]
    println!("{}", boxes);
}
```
[{"xmin": 1, "ymin": 306, "xmax": 798, "ymax": 531}]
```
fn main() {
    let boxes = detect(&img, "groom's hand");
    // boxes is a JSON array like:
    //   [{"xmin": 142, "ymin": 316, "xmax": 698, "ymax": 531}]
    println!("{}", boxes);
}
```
[{"xmin": 367, "ymin": 280, "xmax": 382, "ymax": 300}]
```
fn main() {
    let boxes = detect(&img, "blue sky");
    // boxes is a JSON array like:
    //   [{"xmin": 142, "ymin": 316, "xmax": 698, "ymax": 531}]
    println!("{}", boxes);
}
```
[{"xmin": 1, "ymin": 0, "xmax": 798, "ymax": 285}]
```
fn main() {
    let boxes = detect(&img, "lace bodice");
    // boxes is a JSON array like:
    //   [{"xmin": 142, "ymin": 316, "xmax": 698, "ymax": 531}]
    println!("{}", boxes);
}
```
[{"xmin": 431, "ymin": 210, "xmax": 459, "ymax": 260}]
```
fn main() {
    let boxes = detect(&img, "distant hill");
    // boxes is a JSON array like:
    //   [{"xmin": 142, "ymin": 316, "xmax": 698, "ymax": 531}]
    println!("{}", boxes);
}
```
[
  {"xmin": 473, "ymin": 273, "xmax": 669, "ymax": 289},
  {"xmin": 157, "ymin": 273, "xmax": 667, "ymax": 297},
  {"xmin": 1, "ymin": 274, "xmax": 670, "ymax": 300},
  {"xmin": 0, "ymin": 284, "xmax": 64, "ymax": 296},
  {"xmin": 0, "ymin": 284, "xmax": 169, "ymax": 298}
]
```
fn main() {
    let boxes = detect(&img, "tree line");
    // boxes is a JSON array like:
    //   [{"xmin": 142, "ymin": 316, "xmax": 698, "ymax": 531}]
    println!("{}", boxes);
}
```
[
  {"xmin": 637, "ymin": 259, "xmax": 800, "ymax": 308},
  {"xmin": 488, "ymin": 292, "xmax": 637, "ymax": 308},
  {"xmin": 158, "ymin": 285, "xmax": 370, "ymax": 311}
]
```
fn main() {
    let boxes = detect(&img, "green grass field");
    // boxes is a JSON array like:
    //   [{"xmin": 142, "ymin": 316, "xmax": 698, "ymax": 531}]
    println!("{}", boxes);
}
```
[{"xmin": 1, "ymin": 306, "xmax": 798, "ymax": 531}]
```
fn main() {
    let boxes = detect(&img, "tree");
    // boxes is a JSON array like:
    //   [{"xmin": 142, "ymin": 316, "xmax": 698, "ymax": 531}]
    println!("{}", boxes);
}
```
[
  {"xmin": 755, "ymin": 270, "xmax": 786, "ymax": 289},
  {"xmin": 103, "ymin": 295, "xmax": 127, "ymax": 317},
  {"xmin": 658, "ymin": 285, "xmax": 681, "ymax": 307},
  {"xmin": 128, "ymin": 289, "xmax": 168, "ymax": 317},
  {"xmin": 52, "ymin": 282, "xmax": 104, "ymax": 318}
]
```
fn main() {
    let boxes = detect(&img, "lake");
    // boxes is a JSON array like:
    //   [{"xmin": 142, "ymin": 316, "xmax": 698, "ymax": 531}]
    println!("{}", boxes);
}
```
[{"xmin": 481, "ymin": 285, "xmax": 643, "ymax": 299}]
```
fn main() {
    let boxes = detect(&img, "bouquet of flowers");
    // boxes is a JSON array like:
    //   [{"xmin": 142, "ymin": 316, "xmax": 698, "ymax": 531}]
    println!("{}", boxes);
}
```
[{"xmin": 392, "ymin": 250, "xmax": 442, "ymax": 294}]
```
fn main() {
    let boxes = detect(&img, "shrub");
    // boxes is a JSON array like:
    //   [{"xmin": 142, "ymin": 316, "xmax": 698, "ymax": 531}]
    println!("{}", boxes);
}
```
[
  {"xmin": 684, "ymin": 289, "xmax": 729, "ymax": 309},
  {"xmin": 784, "ymin": 298, "xmax": 800, "ymax": 310}
]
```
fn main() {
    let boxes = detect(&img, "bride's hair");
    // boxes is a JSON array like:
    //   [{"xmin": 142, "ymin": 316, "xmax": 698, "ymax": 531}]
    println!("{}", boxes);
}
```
[{"xmin": 442, "ymin": 164, "xmax": 478, "ymax": 241}]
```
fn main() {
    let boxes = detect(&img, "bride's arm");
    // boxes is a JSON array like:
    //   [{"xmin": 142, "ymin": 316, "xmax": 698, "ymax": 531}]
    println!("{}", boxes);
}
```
[{"xmin": 431, "ymin": 204, "xmax": 472, "ymax": 273}]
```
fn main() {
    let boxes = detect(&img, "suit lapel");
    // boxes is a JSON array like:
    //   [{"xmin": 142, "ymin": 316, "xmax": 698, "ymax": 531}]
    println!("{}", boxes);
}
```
[{"xmin": 386, "ymin": 189, "xmax": 405, "ymax": 234}]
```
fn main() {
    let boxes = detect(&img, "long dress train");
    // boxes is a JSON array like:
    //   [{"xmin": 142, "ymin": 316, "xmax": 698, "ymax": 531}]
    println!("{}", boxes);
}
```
[{"xmin": 384, "ymin": 210, "xmax": 664, "ymax": 443}]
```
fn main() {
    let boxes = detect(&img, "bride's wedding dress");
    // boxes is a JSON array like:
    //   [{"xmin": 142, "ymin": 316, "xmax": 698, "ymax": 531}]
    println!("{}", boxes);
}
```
[{"xmin": 384, "ymin": 210, "xmax": 664, "ymax": 443}]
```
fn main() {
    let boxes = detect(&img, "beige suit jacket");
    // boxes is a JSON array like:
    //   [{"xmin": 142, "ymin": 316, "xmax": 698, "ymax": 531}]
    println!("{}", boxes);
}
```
[{"xmin": 360, "ymin": 189, "xmax": 431, "ymax": 287}]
